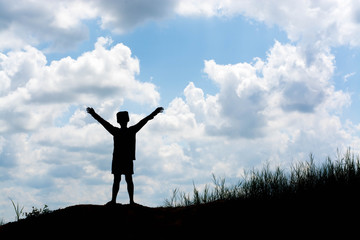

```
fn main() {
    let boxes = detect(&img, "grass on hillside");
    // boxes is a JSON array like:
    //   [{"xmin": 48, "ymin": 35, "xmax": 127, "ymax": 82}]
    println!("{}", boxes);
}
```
[{"xmin": 164, "ymin": 149, "xmax": 360, "ymax": 207}]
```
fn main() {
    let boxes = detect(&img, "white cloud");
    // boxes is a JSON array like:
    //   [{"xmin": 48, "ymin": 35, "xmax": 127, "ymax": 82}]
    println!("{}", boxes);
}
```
[
  {"xmin": 176, "ymin": 0, "xmax": 360, "ymax": 48},
  {"xmin": 148, "ymin": 40, "xmax": 356, "ymax": 175},
  {"xmin": 343, "ymin": 72, "xmax": 356, "ymax": 82},
  {"xmin": 0, "ymin": 0, "xmax": 178, "ymax": 51},
  {"xmin": 202, "ymin": 41, "xmax": 353, "ymax": 149},
  {"xmin": 2, "ymin": 0, "xmax": 360, "ymax": 53},
  {"xmin": 0, "ymin": 0, "xmax": 95, "ymax": 51},
  {"xmin": 0, "ymin": 37, "xmax": 159, "ymax": 134},
  {"xmin": 93, "ymin": 0, "xmax": 178, "ymax": 34}
]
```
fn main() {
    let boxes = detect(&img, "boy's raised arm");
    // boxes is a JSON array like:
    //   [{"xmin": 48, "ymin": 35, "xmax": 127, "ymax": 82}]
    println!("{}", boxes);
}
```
[
  {"xmin": 148, "ymin": 107, "xmax": 164, "ymax": 120},
  {"xmin": 133, "ymin": 107, "xmax": 164, "ymax": 132},
  {"xmin": 86, "ymin": 107, "xmax": 116, "ymax": 134}
]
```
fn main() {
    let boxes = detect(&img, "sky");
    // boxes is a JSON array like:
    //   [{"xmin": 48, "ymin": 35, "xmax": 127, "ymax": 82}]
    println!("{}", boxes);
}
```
[{"xmin": 1, "ymin": 0, "xmax": 360, "ymax": 222}]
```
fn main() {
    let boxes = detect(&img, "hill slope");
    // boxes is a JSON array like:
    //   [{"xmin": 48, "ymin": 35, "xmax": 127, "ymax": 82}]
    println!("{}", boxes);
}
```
[
  {"xmin": 2, "ymin": 152, "xmax": 360, "ymax": 238},
  {"xmin": 1, "ymin": 198, "xmax": 358, "ymax": 238}
]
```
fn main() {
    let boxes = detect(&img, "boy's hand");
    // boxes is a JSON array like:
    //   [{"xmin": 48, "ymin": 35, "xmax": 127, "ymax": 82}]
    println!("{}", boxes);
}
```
[
  {"xmin": 154, "ymin": 107, "xmax": 164, "ymax": 114},
  {"xmin": 149, "ymin": 107, "xmax": 164, "ymax": 119},
  {"xmin": 86, "ymin": 107, "xmax": 95, "ymax": 115}
]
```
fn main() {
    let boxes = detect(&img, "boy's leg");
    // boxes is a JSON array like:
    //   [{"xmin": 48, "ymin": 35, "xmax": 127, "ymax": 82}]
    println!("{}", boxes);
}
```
[
  {"xmin": 111, "ymin": 174, "xmax": 121, "ymax": 203},
  {"xmin": 125, "ymin": 174, "xmax": 134, "ymax": 204}
]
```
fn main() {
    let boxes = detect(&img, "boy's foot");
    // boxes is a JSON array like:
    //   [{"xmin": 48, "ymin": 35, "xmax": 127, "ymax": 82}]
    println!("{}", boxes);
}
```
[
  {"xmin": 129, "ymin": 201, "xmax": 143, "ymax": 207},
  {"xmin": 105, "ymin": 200, "xmax": 116, "ymax": 206}
]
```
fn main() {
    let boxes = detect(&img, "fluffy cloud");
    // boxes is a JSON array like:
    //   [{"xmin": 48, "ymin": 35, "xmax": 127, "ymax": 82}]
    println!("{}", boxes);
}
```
[
  {"xmin": 181, "ymin": 41, "xmax": 349, "ymax": 141},
  {"xmin": 94, "ymin": 0, "xmax": 178, "ymax": 34},
  {"xmin": 0, "ymin": 0, "xmax": 178, "ymax": 51},
  {"xmin": 3, "ymin": 0, "xmax": 360, "ymax": 52},
  {"xmin": 0, "ymin": 37, "xmax": 159, "ymax": 134},
  {"xmin": 176, "ymin": 0, "xmax": 360, "ymax": 48},
  {"xmin": 0, "ymin": 0, "xmax": 95, "ymax": 50},
  {"xmin": 153, "ymin": 41, "xmax": 355, "ymax": 173}
]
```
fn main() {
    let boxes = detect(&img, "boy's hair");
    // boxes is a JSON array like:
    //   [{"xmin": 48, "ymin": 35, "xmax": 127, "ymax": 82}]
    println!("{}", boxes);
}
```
[{"xmin": 117, "ymin": 111, "xmax": 129, "ymax": 123}]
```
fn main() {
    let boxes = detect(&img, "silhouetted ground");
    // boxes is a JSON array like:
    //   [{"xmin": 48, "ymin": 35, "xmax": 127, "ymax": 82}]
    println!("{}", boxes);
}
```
[
  {"xmin": 1, "ymin": 197, "xmax": 359, "ymax": 238},
  {"xmin": 3, "ymin": 153, "xmax": 360, "ymax": 238}
]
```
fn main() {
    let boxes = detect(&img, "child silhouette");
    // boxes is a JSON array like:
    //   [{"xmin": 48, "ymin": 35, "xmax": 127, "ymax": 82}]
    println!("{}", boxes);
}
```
[{"xmin": 86, "ymin": 106, "xmax": 164, "ymax": 205}]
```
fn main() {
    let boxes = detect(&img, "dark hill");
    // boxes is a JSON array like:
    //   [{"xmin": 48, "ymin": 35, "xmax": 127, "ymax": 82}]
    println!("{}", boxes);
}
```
[
  {"xmin": 1, "ymin": 198, "xmax": 358, "ymax": 238},
  {"xmin": 2, "ymin": 153, "xmax": 360, "ymax": 238}
]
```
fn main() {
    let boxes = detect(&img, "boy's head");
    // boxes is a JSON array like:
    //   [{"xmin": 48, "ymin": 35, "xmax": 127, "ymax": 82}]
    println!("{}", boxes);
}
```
[{"xmin": 117, "ymin": 111, "xmax": 129, "ymax": 124}]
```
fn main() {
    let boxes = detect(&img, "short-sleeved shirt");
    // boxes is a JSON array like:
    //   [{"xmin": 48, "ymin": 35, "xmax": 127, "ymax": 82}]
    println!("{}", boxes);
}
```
[
  {"xmin": 111, "ymin": 126, "xmax": 137, "ymax": 175},
  {"xmin": 91, "ymin": 112, "xmax": 148, "ymax": 175}
]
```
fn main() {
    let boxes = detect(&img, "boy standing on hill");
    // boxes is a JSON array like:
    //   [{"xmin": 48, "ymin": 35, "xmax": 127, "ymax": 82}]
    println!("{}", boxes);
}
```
[{"xmin": 86, "ymin": 106, "xmax": 163, "ymax": 205}]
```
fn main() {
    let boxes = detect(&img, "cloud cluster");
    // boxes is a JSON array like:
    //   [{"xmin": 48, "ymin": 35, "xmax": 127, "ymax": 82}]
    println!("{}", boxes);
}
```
[
  {"xmin": 0, "ymin": 0, "xmax": 95, "ymax": 50},
  {"xmin": 94, "ymin": 0, "xmax": 178, "ymax": 34},
  {"xmin": 156, "ymin": 41, "xmax": 354, "ymax": 169},
  {"xmin": 0, "ymin": 37, "xmax": 159, "ymax": 133},
  {"xmin": 177, "ymin": 0, "xmax": 360, "ymax": 48},
  {"xmin": 0, "ymin": 0, "xmax": 177, "ymax": 51},
  {"xmin": 2, "ymin": 0, "xmax": 360, "ymax": 52},
  {"xmin": 177, "ymin": 41, "xmax": 350, "ymax": 141}
]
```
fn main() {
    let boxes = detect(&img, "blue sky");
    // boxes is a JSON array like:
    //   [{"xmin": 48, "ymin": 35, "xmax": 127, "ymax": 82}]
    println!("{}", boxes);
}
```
[
  {"xmin": 332, "ymin": 45, "xmax": 360, "ymax": 123},
  {"xmin": 1, "ymin": 0, "xmax": 360, "ymax": 222}
]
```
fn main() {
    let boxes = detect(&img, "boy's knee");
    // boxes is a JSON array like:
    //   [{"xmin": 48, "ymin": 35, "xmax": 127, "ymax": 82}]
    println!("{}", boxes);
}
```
[
  {"xmin": 114, "ymin": 174, "xmax": 121, "ymax": 183},
  {"xmin": 125, "ymin": 175, "xmax": 133, "ymax": 183}
]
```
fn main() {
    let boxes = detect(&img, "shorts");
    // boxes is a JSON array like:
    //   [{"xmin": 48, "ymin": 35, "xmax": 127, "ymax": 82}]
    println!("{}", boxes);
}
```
[{"xmin": 111, "ymin": 159, "xmax": 134, "ymax": 175}]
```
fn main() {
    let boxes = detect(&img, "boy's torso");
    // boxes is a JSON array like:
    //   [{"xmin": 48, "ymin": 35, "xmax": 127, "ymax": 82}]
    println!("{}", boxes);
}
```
[{"xmin": 112, "ymin": 127, "xmax": 136, "ymax": 161}]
